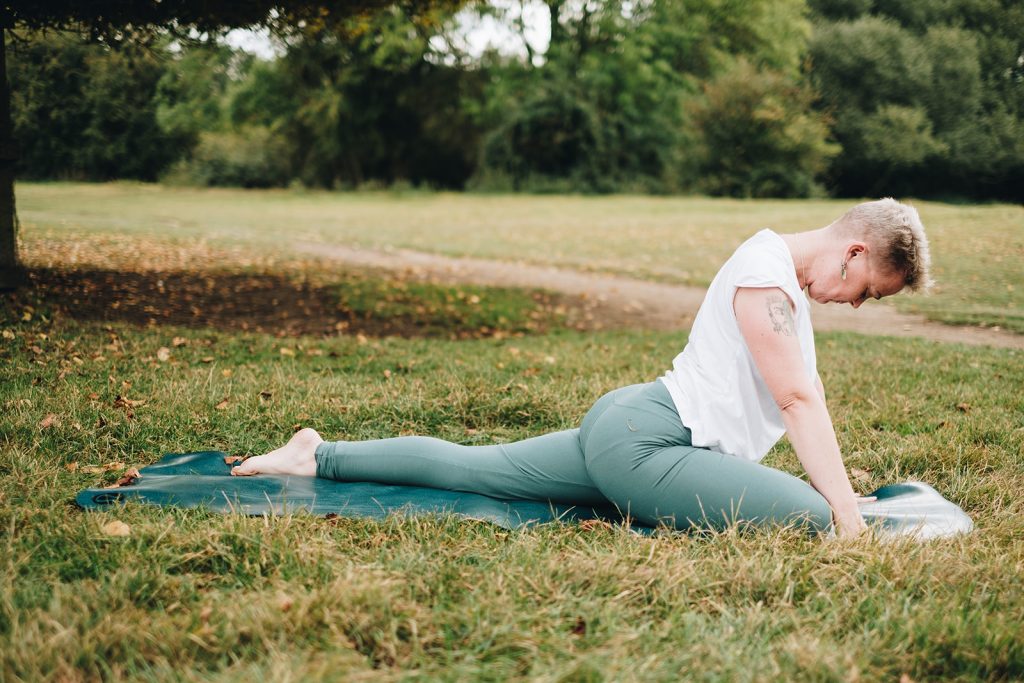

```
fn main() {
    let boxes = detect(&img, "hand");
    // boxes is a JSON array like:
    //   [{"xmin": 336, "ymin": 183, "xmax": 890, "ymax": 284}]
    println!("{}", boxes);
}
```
[{"xmin": 834, "ymin": 508, "xmax": 869, "ymax": 539}]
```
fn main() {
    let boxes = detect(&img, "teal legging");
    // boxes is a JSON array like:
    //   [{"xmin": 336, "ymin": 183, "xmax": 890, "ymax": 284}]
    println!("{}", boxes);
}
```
[{"xmin": 314, "ymin": 382, "xmax": 833, "ymax": 532}]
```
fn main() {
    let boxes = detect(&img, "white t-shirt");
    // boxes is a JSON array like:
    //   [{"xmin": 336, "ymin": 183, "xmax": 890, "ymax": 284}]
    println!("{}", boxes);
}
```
[{"xmin": 659, "ymin": 229, "xmax": 817, "ymax": 462}]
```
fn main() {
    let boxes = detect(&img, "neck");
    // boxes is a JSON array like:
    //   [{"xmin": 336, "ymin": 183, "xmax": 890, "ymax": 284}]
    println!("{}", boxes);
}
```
[{"xmin": 780, "ymin": 228, "xmax": 828, "ymax": 291}]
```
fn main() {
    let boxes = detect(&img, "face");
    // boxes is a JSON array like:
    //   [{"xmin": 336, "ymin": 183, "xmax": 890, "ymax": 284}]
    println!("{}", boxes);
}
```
[{"xmin": 808, "ymin": 243, "xmax": 905, "ymax": 308}]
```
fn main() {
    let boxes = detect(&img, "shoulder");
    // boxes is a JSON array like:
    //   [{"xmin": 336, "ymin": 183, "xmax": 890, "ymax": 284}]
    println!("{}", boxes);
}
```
[{"xmin": 726, "ymin": 230, "xmax": 795, "ymax": 289}]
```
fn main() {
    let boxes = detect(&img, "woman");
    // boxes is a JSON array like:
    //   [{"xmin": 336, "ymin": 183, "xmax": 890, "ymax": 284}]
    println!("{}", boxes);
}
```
[{"xmin": 233, "ymin": 198, "xmax": 931, "ymax": 538}]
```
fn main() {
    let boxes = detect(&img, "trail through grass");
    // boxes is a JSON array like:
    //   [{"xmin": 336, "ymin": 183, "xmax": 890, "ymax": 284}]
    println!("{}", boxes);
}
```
[{"xmin": 18, "ymin": 182, "xmax": 1024, "ymax": 332}]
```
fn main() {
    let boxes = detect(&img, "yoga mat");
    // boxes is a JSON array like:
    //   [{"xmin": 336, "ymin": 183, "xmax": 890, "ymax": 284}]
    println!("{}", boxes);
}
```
[
  {"xmin": 75, "ymin": 450, "xmax": 646, "ymax": 532},
  {"xmin": 75, "ymin": 451, "xmax": 974, "ymax": 539}
]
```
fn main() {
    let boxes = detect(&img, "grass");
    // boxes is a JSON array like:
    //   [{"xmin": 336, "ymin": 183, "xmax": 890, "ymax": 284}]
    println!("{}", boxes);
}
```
[
  {"xmin": 2, "ymin": 186, "xmax": 1024, "ymax": 680},
  {"xmin": 17, "ymin": 182, "xmax": 1024, "ymax": 332}
]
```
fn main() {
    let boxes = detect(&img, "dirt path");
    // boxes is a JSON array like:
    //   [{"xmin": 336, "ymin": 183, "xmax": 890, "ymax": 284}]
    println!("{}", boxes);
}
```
[{"xmin": 294, "ymin": 241, "xmax": 1024, "ymax": 350}]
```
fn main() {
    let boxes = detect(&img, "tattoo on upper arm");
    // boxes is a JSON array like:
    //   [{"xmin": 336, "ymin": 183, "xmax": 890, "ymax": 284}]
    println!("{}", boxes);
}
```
[{"xmin": 766, "ymin": 295, "xmax": 796, "ymax": 336}]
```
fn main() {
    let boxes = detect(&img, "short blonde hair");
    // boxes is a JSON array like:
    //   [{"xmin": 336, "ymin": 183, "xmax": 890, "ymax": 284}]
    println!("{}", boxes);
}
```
[{"xmin": 838, "ymin": 198, "xmax": 933, "ymax": 292}]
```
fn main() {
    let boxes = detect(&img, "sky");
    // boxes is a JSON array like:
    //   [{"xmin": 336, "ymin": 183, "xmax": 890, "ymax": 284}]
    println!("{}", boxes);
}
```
[{"xmin": 223, "ymin": 0, "xmax": 551, "ymax": 62}]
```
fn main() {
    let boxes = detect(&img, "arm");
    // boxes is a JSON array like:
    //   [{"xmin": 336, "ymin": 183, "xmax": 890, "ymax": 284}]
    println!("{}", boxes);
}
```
[{"xmin": 733, "ymin": 287, "xmax": 866, "ymax": 537}]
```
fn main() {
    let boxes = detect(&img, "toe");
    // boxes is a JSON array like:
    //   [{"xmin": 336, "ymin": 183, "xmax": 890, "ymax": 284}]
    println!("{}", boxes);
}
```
[{"xmin": 231, "ymin": 464, "xmax": 257, "ymax": 476}]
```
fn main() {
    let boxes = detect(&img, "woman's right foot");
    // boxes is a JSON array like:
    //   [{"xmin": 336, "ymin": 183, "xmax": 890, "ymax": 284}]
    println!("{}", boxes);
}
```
[{"xmin": 231, "ymin": 428, "xmax": 323, "ymax": 477}]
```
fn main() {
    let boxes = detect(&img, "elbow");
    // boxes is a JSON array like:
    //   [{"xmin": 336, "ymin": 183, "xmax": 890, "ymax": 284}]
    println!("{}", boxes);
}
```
[{"xmin": 775, "ymin": 388, "xmax": 819, "ymax": 413}]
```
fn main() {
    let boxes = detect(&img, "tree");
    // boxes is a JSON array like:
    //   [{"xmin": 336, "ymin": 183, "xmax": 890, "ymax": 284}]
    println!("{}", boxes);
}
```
[
  {"xmin": 9, "ymin": 31, "xmax": 184, "ymax": 181},
  {"xmin": 226, "ymin": 4, "xmax": 482, "ymax": 189},
  {"xmin": 474, "ymin": 0, "xmax": 822, "ymax": 194},
  {"xmin": 689, "ymin": 59, "xmax": 839, "ymax": 198},
  {"xmin": 807, "ymin": 1, "xmax": 1024, "ymax": 200},
  {"xmin": 0, "ymin": 0, "xmax": 459, "ymax": 290}
]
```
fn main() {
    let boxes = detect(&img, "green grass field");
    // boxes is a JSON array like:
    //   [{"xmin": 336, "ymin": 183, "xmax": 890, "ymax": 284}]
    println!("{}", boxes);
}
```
[
  {"xmin": 18, "ymin": 182, "xmax": 1024, "ymax": 332},
  {"xmin": 2, "ymin": 184, "xmax": 1023, "ymax": 680}
]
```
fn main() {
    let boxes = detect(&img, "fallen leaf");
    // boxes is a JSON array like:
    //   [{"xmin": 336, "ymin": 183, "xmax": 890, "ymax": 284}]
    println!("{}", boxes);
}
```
[
  {"xmin": 65, "ymin": 462, "xmax": 79, "ymax": 472},
  {"xmin": 223, "ymin": 455, "xmax": 245, "ymax": 465},
  {"xmin": 277, "ymin": 593, "xmax": 294, "ymax": 612},
  {"xmin": 113, "ymin": 396, "xmax": 146, "ymax": 409},
  {"xmin": 221, "ymin": 369, "xmax": 232, "ymax": 377},
  {"xmin": 104, "ymin": 468, "xmax": 141, "ymax": 488},
  {"xmin": 579, "ymin": 519, "xmax": 613, "ymax": 532},
  {"xmin": 1, "ymin": 329, "xmax": 14, "ymax": 340},
  {"xmin": 214, "ymin": 398, "xmax": 230, "ymax": 411},
  {"xmin": 956, "ymin": 402, "xmax": 971, "ymax": 413},
  {"xmin": 279, "ymin": 347, "xmax": 296, "ymax": 357},
  {"xmin": 199, "ymin": 605, "xmax": 213, "ymax": 623},
  {"xmin": 571, "ymin": 616, "xmax": 587, "ymax": 635},
  {"xmin": 101, "ymin": 520, "xmax": 131, "ymax": 537},
  {"xmin": 200, "ymin": 357, "xmax": 214, "ymax": 363},
  {"xmin": 172, "ymin": 337, "xmax": 189, "ymax": 347},
  {"xmin": 258, "ymin": 390, "xmax": 273, "ymax": 401},
  {"xmin": 82, "ymin": 461, "xmax": 125, "ymax": 474},
  {"xmin": 38, "ymin": 413, "xmax": 59, "ymax": 430},
  {"xmin": 850, "ymin": 467, "xmax": 872, "ymax": 484},
  {"xmin": 156, "ymin": 347, "xmax": 171, "ymax": 362}
]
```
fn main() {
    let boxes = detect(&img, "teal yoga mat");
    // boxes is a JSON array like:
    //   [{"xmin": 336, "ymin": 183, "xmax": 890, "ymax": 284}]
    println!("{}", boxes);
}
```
[
  {"xmin": 75, "ymin": 451, "xmax": 974, "ymax": 539},
  {"xmin": 75, "ymin": 450, "xmax": 643, "ymax": 532}
]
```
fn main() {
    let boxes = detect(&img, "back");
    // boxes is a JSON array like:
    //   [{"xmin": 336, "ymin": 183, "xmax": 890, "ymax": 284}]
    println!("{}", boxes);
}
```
[{"xmin": 659, "ymin": 229, "xmax": 817, "ymax": 461}]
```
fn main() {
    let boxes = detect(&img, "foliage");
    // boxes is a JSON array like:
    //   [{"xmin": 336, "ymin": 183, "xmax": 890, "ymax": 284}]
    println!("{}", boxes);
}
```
[
  {"xmin": 153, "ymin": 44, "xmax": 241, "ymax": 146},
  {"xmin": 162, "ymin": 127, "xmax": 292, "ymax": 188},
  {"xmin": 689, "ymin": 59, "xmax": 839, "ymax": 197},
  {"xmin": 473, "ymin": 0, "xmax": 821, "ymax": 194},
  {"xmin": 808, "ymin": 2, "xmax": 1024, "ymax": 200},
  {"xmin": 225, "ymin": 5, "xmax": 484, "ymax": 189},
  {"xmin": 7, "ymin": 32, "xmax": 182, "ymax": 181},
  {"xmin": 6, "ymin": 0, "xmax": 1023, "ymax": 199}
]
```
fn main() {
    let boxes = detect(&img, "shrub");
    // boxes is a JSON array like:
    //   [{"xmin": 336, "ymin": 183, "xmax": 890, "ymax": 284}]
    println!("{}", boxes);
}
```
[
  {"xmin": 163, "ymin": 127, "xmax": 291, "ymax": 188},
  {"xmin": 689, "ymin": 60, "xmax": 839, "ymax": 198}
]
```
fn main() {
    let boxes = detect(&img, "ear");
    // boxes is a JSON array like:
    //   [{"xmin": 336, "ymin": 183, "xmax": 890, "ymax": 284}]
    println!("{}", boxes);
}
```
[{"xmin": 845, "ymin": 242, "xmax": 867, "ymax": 261}]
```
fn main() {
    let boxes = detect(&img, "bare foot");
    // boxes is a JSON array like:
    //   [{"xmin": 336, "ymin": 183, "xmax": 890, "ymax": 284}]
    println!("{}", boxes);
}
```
[{"xmin": 231, "ymin": 428, "xmax": 323, "ymax": 477}]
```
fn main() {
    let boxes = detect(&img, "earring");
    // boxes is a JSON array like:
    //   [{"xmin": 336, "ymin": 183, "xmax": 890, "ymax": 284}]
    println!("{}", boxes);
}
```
[{"xmin": 841, "ymin": 262, "xmax": 847, "ymax": 280}]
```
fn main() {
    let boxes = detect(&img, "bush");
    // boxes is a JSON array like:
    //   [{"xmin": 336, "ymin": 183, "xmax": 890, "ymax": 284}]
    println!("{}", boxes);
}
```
[
  {"xmin": 689, "ymin": 60, "xmax": 839, "ymax": 198},
  {"xmin": 162, "ymin": 127, "xmax": 291, "ymax": 188},
  {"xmin": 9, "ymin": 31, "xmax": 183, "ymax": 181}
]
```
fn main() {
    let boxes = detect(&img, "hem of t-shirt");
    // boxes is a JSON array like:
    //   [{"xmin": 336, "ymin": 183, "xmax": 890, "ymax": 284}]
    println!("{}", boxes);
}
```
[{"xmin": 658, "ymin": 375, "xmax": 735, "ymax": 458}]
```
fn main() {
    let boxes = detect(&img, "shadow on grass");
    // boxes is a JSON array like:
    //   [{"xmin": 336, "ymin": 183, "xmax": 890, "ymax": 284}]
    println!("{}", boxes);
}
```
[{"xmin": 4, "ymin": 267, "xmax": 562, "ymax": 339}]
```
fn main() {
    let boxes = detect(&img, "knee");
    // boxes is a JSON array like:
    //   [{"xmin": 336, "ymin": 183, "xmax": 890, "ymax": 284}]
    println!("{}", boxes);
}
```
[{"xmin": 779, "ymin": 485, "xmax": 833, "ymax": 534}]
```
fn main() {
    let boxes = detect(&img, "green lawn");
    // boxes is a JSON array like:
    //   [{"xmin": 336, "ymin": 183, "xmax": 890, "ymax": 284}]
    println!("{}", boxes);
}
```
[
  {"xmin": 18, "ymin": 182, "xmax": 1024, "ymax": 332},
  {"xmin": 2, "ymin": 185, "xmax": 1023, "ymax": 680}
]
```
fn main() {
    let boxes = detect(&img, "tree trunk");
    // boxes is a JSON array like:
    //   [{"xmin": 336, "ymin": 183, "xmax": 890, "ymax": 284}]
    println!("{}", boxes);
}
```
[{"xmin": 0, "ymin": 27, "xmax": 24, "ymax": 291}]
